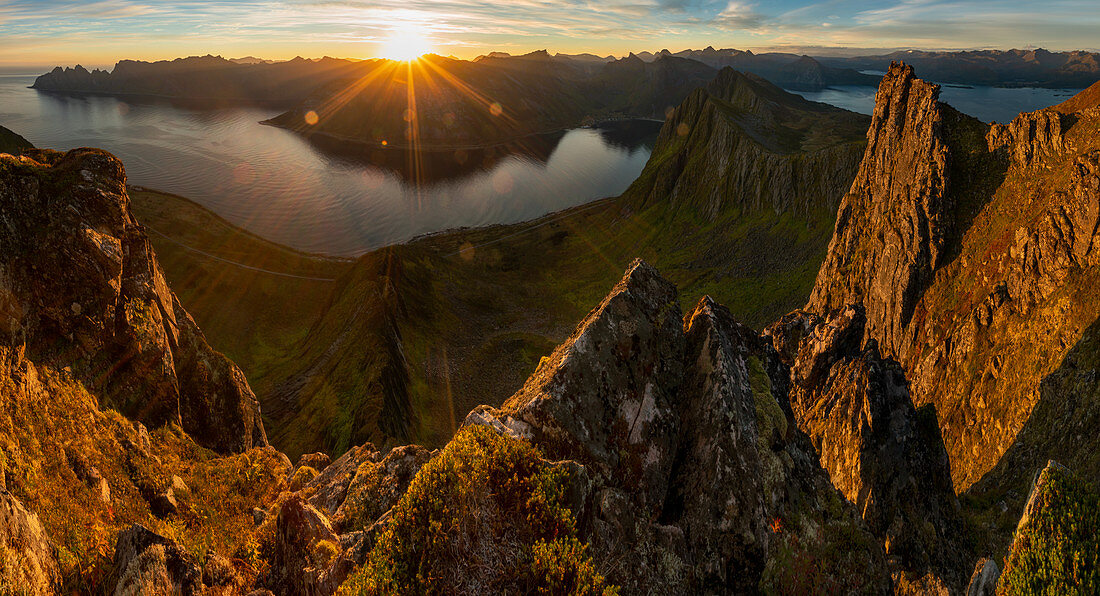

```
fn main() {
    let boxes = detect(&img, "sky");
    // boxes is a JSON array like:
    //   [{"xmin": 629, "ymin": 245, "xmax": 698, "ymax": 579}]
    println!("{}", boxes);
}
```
[{"xmin": 1, "ymin": 0, "xmax": 1098, "ymax": 70}]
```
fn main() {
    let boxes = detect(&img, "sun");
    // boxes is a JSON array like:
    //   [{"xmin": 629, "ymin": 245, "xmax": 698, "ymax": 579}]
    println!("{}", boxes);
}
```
[{"xmin": 379, "ymin": 29, "xmax": 433, "ymax": 62}]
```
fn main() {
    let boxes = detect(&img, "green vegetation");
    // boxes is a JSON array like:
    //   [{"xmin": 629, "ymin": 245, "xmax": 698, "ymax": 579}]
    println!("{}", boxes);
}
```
[
  {"xmin": 999, "ymin": 465, "xmax": 1100, "ymax": 595},
  {"xmin": 0, "ymin": 126, "xmax": 32, "ymax": 155},
  {"xmin": 338, "ymin": 424, "xmax": 616, "ymax": 595},
  {"xmin": 129, "ymin": 188, "xmax": 351, "ymax": 377},
  {"xmin": 137, "ymin": 74, "xmax": 867, "ymax": 460}
]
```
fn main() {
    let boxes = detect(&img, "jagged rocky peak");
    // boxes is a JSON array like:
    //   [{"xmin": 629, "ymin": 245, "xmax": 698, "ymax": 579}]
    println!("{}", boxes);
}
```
[
  {"xmin": 806, "ymin": 61, "xmax": 951, "ymax": 360},
  {"xmin": 627, "ymin": 63, "xmax": 868, "ymax": 217},
  {"xmin": 497, "ymin": 258, "xmax": 685, "ymax": 511},
  {"xmin": 465, "ymin": 260, "xmax": 891, "ymax": 593},
  {"xmin": 0, "ymin": 148, "xmax": 266, "ymax": 453},
  {"xmin": 804, "ymin": 60, "xmax": 1100, "ymax": 493}
]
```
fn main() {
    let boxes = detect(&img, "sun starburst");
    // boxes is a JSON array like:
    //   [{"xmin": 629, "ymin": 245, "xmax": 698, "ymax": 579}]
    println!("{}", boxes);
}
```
[{"xmin": 379, "ymin": 27, "xmax": 432, "ymax": 62}]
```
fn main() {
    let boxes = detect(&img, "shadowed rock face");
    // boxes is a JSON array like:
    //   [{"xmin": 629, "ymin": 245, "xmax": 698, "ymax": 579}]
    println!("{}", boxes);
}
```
[
  {"xmin": 0, "ymin": 148, "xmax": 266, "ymax": 453},
  {"xmin": 771, "ymin": 305, "xmax": 965, "ymax": 591},
  {"xmin": 501, "ymin": 259, "xmax": 686, "ymax": 511}
]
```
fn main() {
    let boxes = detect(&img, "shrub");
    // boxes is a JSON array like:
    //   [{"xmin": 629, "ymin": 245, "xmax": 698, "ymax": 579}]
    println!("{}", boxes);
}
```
[
  {"xmin": 338, "ymin": 425, "xmax": 616, "ymax": 595},
  {"xmin": 999, "ymin": 466, "xmax": 1100, "ymax": 595}
]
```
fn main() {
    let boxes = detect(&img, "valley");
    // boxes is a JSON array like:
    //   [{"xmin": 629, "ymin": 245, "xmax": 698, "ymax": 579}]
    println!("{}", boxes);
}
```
[{"xmin": 2, "ymin": 36, "xmax": 1100, "ymax": 595}]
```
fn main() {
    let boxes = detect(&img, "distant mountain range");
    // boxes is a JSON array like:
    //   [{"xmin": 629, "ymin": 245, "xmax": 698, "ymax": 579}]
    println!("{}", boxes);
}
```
[
  {"xmin": 28, "ymin": 47, "xmax": 1100, "ymax": 152},
  {"xmin": 820, "ymin": 48, "xmax": 1100, "ymax": 88},
  {"xmin": 30, "ymin": 54, "xmax": 366, "ymax": 104},
  {"xmin": 476, "ymin": 47, "xmax": 878, "ymax": 90}
]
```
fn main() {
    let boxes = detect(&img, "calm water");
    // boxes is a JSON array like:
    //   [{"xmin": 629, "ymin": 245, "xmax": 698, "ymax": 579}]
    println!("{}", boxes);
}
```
[
  {"xmin": 794, "ymin": 83, "xmax": 1083, "ymax": 124},
  {"xmin": 2, "ymin": 74, "xmax": 1083, "ymax": 255},
  {"xmin": 0, "ymin": 74, "xmax": 658, "ymax": 256}
]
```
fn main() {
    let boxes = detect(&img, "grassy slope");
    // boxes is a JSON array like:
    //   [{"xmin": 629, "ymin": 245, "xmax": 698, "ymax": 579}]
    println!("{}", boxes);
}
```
[
  {"xmin": 998, "ymin": 465, "xmax": 1100, "ymax": 595},
  {"xmin": 0, "ymin": 349, "xmax": 288, "ymax": 591},
  {"xmin": 0, "ymin": 125, "xmax": 33, "ymax": 155},
  {"xmin": 136, "ymin": 151, "xmax": 846, "ymax": 459},
  {"xmin": 131, "ymin": 72, "xmax": 868, "ymax": 460},
  {"xmin": 128, "ymin": 188, "xmax": 352, "ymax": 388}
]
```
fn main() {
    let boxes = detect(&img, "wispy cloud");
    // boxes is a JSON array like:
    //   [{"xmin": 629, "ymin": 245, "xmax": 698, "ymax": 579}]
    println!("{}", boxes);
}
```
[
  {"xmin": 0, "ymin": 0, "xmax": 1097, "ymax": 68},
  {"xmin": 712, "ymin": 1, "xmax": 765, "ymax": 30}
]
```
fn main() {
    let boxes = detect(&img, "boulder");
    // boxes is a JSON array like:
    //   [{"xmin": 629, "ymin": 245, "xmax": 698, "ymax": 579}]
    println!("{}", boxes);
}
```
[
  {"xmin": 0, "ymin": 491, "xmax": 60, "ymax": 595},
  {"xmin": 965, "ymin": 558, "xmax": 1000, "ymax": 596},
  {"xmin": 66, "ymin": 448, "xmax": 111, "ymax": 505},
  {"xmin": 298, "ymin": 444, "xmax": 378, "ymax": 516},
  {"xmin": 265, "ymin": 495, "xmax": 346, "ymax": 596},
  {"xmin": 333, "ymin": 444, "xmax": 433, "ymax": 532},
  {"xmin": 295, "ymin": 452, "xmax": 332, "ymax": 474},
  {"xmin": 112, "ymin": 524, "xmax": 203, "ymax": 596}
]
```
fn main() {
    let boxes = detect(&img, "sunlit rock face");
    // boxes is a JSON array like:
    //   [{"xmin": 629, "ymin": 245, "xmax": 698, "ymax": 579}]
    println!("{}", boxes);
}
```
[
  {"xmin": 806, "ymin": 62, "xmax": 952, "ymax": 361},
  {"xmin": 771, "ymin": 305, "xmax": 966, "ymax": 592},
  {"xmin": 0, "ymin": 148, "xmax": 265, "ymax": 453},
  {"xmin": 804, "ymin": 60, "xmax": 1100, "ymax": 497},
  {"xmin": 0, "ymin": 491, "xmax": 60, "ymax": 594}
]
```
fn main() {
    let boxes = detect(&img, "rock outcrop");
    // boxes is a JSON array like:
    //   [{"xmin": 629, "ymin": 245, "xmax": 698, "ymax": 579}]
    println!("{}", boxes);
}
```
[
  {"xmin": 0, "ymin": 149, "xmax": 266, "ymax": 453},
  {"xmin": 464, "ymin": 260, "xmax": 891, "ymax": 593},
  {"xmin": 804, "ymin": 62, "xmax": 1100, "ymax": 491},
  {"xmin": 0, "ymin": 491, "xmax": 60, "ymax": 595},
  {"xmin": 266, "ymin": 496, "xmax": 345, "ymax": 596},
  {"xmin": 806, "ymin": 62, "xmax": 951, "ymax": 360},
  {"xmin": 251, "ymin": 441, "xmax": 435, "ymax": 593},
  {"xmin": 965, "ymin": 558, "xmax": 999, "ymax": 596},
  {"xmin": 500, "ymin": 260, "xmax": 685, "ymax": 512},
  {"xmin": 112, "ymin": 524, "xmax": 203, "ymax": 596},
  {"xmin": 987, "ymin": 110, "xmax": 1065, "ymax": 169},
  {"xmin": 771, "ymin": 305, "xmax": 964, "ymax": 590}
]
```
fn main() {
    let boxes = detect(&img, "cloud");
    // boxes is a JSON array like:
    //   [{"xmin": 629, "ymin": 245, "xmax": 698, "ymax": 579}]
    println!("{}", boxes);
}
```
[
  {"xmin": 1, "ymin": 0, "xmax": 1098, "ymax": 67},
  {"xmin": 712, "ymin": 1, "xmax": 764, "ymax": 30}
]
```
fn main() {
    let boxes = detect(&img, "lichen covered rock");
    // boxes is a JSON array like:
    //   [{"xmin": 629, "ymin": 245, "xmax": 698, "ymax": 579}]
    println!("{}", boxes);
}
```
[{"xmin": 0, "ymin": 148, "xmax": 266, "ymax": 453}]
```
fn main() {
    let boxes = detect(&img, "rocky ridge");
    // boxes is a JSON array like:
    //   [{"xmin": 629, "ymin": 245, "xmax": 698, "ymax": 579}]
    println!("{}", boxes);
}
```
[
  {"xmin": 0, "ymin": 149, "xmax": 266, "ymax": 453},
  {"xmin": 628, "ymin": 67, "xmax": 868, "ymax": 218},
  {"xmin": 806, "ymin": 61, "xmax": 1100, "ymax": 493}
]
